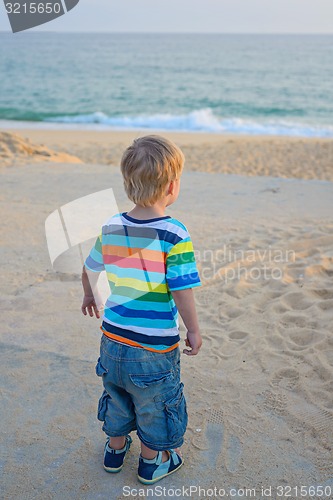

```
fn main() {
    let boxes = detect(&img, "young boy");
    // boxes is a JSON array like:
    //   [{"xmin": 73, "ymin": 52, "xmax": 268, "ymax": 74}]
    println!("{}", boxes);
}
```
[{"xmin": 81, "ymin": 135, "xmax": 202, "ymax": 484}]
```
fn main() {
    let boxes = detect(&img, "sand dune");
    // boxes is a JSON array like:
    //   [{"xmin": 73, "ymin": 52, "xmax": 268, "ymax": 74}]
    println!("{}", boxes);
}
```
[{"xmin": 0, "ymin": 131, "xmax": 82, "ymax": 166}]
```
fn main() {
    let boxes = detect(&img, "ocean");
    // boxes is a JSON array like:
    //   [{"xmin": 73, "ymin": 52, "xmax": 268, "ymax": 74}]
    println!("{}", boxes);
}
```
[{"xmin": 0, "ymin": 32, "xmax": 333, "ymax": 137}]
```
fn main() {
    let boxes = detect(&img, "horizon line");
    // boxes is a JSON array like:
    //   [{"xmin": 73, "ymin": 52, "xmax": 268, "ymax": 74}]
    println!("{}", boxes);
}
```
[{"xmin": 1, "ymin": 30, "xmax": 333, "ymax": 35}]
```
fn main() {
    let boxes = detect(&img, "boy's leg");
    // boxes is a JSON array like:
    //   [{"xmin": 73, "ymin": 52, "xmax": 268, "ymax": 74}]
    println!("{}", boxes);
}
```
[
  {"xmin": 109, "ymin": 436, "xmax": 126, "ymax": 450},
  {"xmin": 96, "ymin": 337, "xmax": 137, "ymax": 437},
  {"xmin": 140, "ymin": 442, "xmax": 182, "ymax": 461},
  {"xmin": 126, "ymin": 347, "xmax": 187, "ymax": 454},
  {"xmin": 141, "ymin": 442, "xmax": 168, "ymax": 462},
  {"xmin": 95, "ymin": 336, "xmax": 137, "ymax": 472}
]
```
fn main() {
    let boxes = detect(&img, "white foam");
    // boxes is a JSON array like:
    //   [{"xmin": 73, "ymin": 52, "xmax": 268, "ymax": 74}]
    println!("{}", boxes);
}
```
[
  {"xmin": 1, "ymin": 108, "xmax": 333, "ymax": 137},
  {"xmin": 45, "ymin": 108, "xmax": 224, "ymax": 132},
  {"xmin": 44, "ymin": 109, "xmax": 333, "ymax": 137}
]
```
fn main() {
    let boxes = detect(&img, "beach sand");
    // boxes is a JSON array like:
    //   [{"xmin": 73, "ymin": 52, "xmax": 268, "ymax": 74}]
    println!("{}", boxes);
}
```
[
  {"xmin": 1, "ymin": 128, "xmax": 333, "ymax": 181},
  {"xmin": 1, "ymin": 129, "xmax": 333, "ymax": 498}
]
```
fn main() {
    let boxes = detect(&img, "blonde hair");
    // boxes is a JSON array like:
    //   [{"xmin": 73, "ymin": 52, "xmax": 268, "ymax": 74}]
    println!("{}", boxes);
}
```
[{"xmin": 120, "ymin": 135, "xmax": 184, "ymax": 207}]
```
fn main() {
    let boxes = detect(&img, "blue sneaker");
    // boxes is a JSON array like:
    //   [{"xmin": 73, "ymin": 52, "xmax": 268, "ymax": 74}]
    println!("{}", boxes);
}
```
[
  {"xmin": 103, "ymin": 435, "xmax": 132, "ymax": 473},
  {"xmin": 137, "ymin": 449, "xmax": 183, "ymax": 484}
]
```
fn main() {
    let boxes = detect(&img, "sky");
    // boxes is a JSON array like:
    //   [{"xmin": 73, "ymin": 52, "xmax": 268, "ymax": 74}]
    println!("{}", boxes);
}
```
[{"xmin": 0, "ymin": 0, "xmax": 333, "ymax": 33}]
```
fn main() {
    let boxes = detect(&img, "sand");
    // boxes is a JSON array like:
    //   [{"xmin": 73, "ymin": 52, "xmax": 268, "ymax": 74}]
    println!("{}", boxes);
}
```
[
  {"xmin": 1, "ymin": 128, "xmax": 333, "ymax": 181},
  {"xmin": 1, "ymin": 129, "xmax": 333, "ymax": 499},
  {"xmin": 0, "ymin": 131, "xmax": 82, "ymax": 166}
]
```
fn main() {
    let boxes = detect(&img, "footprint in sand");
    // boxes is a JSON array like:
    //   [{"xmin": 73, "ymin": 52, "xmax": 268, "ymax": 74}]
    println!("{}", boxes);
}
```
[
  {"xmin": 317, "ymin": 299, "xmax": 333, "ymax": 311},
  {"xmin": 193, "ymin": 408, "xmax": 242, "ymax": 474},
  {"xmin": 280, "ymin": 312, "xmax": 318, "ymax": 330},
  {"xmin": 258, "ymin": 389, "xmax": 289, "ymax": 416},
  {"xmin": 224, "ymin": 307, "xmax": 244, "ymax": 319},
  {"xmin": 286, "ymin": 392, "xmax": 333, "ymax": 451},
  {"xmin": 191, "ymin": 409, "xmax": 224, "ymax": 456},
  {"xmin": 282, "ymin": 291, "xmax": 313, "ymax": 311},
  {"xmin": 273, "ymin": 303, "xmax": 289, "ymax": 314},
  {"xmin": 288, "ymin": 329, "xmax": 325, "ymax": 350},
  {"xmin": 217, "ymin": 331, "xmax": 250, "ymax": 359},
  {"xmin": 270, "ymin": 367, "xmax": 300, "ymax": 391},
  {"xmin": 224, "ymin": 434, "xmax": 242, "ymax": 474},
  {"xmin": 310, "ymin": 288, "xmax": 333, "ymax": 300},
  {"xmin": 228, "ymin": 330, "xmax": 249, "ymax": 342},
  {"xmin": 195, "ymin": 288, "xmax": 220, "ymax": 307},
  {"xmin": 266, "ymin": 332, "xmax": 288, "ymax": 352},
  {"xmin": 201, "ymin": 423, "xmax": 224, "ymax": 469}
]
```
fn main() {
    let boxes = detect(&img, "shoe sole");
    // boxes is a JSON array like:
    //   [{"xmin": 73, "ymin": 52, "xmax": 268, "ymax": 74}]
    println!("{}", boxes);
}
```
[
  {"xmin": 137, "ymin": 460, "xmax": 183, "ymax": 484},
  {"xmin": 104, "ymin": 464, "xmax": 123, "ymax": 473}
]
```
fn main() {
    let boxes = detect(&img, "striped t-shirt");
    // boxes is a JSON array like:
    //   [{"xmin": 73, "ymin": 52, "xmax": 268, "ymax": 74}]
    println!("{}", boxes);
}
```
[{"xmin": 84, "ymin": 212, "xmax": 201, "ymax": 352}]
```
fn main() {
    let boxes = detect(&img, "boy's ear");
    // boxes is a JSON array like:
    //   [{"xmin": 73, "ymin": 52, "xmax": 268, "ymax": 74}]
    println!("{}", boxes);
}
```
[{"xmin": 167, "ymin": 181, "xmax": 174, "ymax": 195}]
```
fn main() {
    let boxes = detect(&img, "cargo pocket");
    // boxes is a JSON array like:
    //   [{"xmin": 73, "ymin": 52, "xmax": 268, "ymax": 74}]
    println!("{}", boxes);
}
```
[
  {"xmin": 97, "ymin": 389, "xmax": 111, "ymax": 422},
  {"xmin": 95, "ymin": 356, "xmax": 108, "ymax": 377},
  {"xmin": 154, "ymin": 382, "xmax": 188, "ymax": 443},
  {"xmin": 129, "ymin": 370, "xmax": 174, "ymax": 389}
]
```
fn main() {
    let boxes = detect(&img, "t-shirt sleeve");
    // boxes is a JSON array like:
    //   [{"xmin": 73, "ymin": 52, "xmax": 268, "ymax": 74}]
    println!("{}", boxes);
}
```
[
  {"xmin": 166, "ymin": 233, "xmax": 201, "ymax": 291},
  {"xmin": 84, "ymin": 231, "xmax": 105, "ymax": 273}
]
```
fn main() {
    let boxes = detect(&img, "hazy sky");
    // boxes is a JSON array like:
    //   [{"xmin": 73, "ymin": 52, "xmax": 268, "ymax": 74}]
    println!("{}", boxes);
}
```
[{"xmin": 1, "ymin": 0, "xmax": 333, "ymax": 33}]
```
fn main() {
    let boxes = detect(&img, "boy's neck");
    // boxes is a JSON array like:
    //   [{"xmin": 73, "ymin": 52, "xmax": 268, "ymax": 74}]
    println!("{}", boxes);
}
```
[{"xmin": 127, "ymin": 202, "xmax": 167, "ymax": 220}]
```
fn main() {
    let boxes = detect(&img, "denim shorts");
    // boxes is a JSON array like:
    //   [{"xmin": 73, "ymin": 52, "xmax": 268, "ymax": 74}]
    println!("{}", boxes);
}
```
[{"xmin": 95, "ymin": 334, "xmax": 188, "ymax": 451}]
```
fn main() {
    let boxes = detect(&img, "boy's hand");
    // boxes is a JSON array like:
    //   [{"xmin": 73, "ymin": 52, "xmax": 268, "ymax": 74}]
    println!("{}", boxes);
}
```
[
  {"xmin": 183, "ymin": 330, "xmax": 202, "ymax": 356},
  {"xmin": 81, "ymin": 295, "xmax": 102, "ymax": 319}
]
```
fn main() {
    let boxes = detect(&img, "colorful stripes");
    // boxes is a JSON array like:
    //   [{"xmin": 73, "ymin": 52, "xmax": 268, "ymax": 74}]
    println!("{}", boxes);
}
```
[
  {"xmin": 100, "ymin": 323, "xmax": 179, "ymax": 353},
  {"xmin": 84, "ymin": 212, "xmax": 201, "ymax": 351}
]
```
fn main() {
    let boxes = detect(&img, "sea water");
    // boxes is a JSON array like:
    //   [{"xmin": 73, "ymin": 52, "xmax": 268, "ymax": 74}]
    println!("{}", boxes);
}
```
[{"xmin": 0, "ymin": 33, "xmax": 332, "ymax": 137}]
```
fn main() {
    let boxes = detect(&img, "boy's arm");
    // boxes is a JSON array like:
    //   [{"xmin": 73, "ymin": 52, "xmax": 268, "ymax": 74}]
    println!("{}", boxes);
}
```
[
  {"xmin": 81, "ymin": 265, "xmax": 103, "ymax": 318},
  {"xmin": 171, "ymin": 288, "xmax": 202, "ymax": 356}
]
